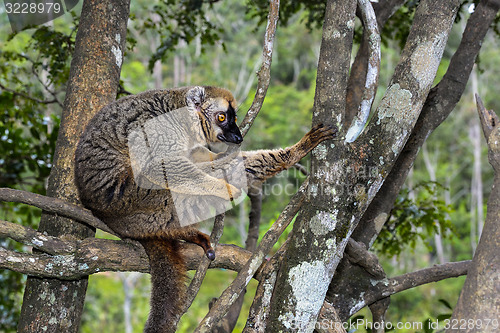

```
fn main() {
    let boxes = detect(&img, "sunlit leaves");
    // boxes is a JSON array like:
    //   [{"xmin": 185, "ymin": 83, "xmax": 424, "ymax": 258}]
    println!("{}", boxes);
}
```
[{"xmin": 375, "ymin": 182, "xmax": 455, "ymax": 257}]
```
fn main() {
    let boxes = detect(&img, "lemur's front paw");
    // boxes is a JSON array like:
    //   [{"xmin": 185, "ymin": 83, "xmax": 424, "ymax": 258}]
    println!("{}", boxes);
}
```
[{"xmin": 307, "ymin": 124, "xmax": 338, "ymax": 144}]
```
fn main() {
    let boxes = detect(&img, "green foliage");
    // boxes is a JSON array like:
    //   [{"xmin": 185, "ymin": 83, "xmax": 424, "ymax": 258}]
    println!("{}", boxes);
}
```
[
  {"xmin": 29, "ymin": 25, "xmax": 76, "ymax": 86},
  {"xmin": 81, "ymin": 273, "xmax": 150, "ymax": 333},
  {"xmin": 0, "ymin": 94, "xmax": 59, "ymax": 192},
  {"xmin": 375, "ymin": 182, "xmax": 455, "ymax": 257},
  {"xmin": 246, "ymin": 0, "xmax": 326, "ymax": 30},
  {"xmin": 0, "ymin": 257, "xmax": 24, "ymax": 333},
  {"xmin": 414, "ymin": 299, "xmax": 453, "ymax": 332},
  {"xmin": 132, "ymin": 0, "xmax": 224, "ymax": 70},
  {"xmin": 0, "ymin": 16, "xmax": 74, "ymax": 332},
  {"xmin": 0, "ymin": 12, "xmax": 77, "ymax": 194},
  {"xmin": 380, "ymin": 0, "xmax": 419, "ymax": 49}
]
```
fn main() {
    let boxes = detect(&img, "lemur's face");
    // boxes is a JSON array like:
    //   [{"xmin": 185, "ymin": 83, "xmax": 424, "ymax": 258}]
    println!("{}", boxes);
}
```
[
  {"xmin": 186, "ymin": 86, "xmax": 243, "ymax": 145},
  {"xmin": 208, "ymin": 98, "xmax": 242, "ymax": 144}
]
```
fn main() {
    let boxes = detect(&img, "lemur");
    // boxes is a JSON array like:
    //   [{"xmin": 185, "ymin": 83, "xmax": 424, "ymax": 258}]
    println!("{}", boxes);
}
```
[{"xmin": 74, "ymin": 86, "xmax": 337, "ymax": 332}]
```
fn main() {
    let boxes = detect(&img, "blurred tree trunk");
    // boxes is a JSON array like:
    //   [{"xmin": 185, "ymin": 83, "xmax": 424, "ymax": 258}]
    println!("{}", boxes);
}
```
[
  {"xmin": 120, "ymin": 272, "xmax": 142, "ymax": 333},
  {"xmin": 17, "ymin": 0, "xmax": 130, "ymax": 332},
  {"xmin": 422, "ymin": 144, "xmax": 446, "ymax": 264},
  {"xmin": 469, "ymin": 66, "xmax": 484, "ymax": 253}
]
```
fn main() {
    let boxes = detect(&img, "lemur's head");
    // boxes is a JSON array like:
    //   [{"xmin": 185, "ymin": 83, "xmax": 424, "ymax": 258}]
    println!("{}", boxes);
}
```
[{"xmin": 186, "ymin": 86, "xmax": 243, "ymax": 145}]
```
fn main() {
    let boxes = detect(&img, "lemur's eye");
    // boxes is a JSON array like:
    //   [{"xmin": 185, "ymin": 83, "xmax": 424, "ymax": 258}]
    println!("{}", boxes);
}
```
[
  {"xmin": 235, "ymin": 116, "xmax": 238, "ymax": 122},
  {"xmin": 217, "ymin": 113, "xmax": 226, "ymax": 122}
]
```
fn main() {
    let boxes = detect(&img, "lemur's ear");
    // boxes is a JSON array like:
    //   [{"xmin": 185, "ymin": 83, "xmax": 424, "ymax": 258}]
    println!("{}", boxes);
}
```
[{"xmin": 186, "ymin": 86, "xmax": 206, "ymax": 110}]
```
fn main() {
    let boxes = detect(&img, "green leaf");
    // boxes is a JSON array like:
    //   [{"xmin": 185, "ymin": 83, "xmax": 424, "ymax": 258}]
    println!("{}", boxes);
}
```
[{"xmin": 438, "ymin": 298, "xmax": 453, "ymax": 310}]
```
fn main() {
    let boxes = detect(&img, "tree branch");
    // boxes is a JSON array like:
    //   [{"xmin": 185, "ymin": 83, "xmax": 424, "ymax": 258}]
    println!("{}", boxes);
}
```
[
  {"xmin": 239, "ymin": 0, "xmax": 279, "ymax": 137},
  {"xmin": 449, "ymin": 95, "xmax": 500, "ymax": 326},
  {"xmin": 0, "ymin": 222, "xmax": 253, "ymax": 280},
  {"xmin": 0, "ymin": 219, "xmax": 76, "ymax": 255},
  {"xmin": 345, "ymin": 0, "xmax": 407, "ymax": 127},
  {"xmin": 0, "ymin": 83, "xmax": 61, "ymax": 106},
  {"xmin": 0, "ymin": 188, "xmax": 117, "ymax": 236},
  {"xmin": 345, "ymin": 0, "xmax": 381, "ymax": 143},
  {"xmin": 212, "ymin": 185, "xmax": 264, "ymax": 332},
  {"xmin": 353, "ymin": 0, "xmax": 500, "ymax": 247},
  {"xmin": 328, "ymin": 0, "xmax": 499, "ymax": 321},
  {"xmin": 243, "ymin": 238, "xmax": 288, "ymax": 332},
  {"xmin": 317, "ymin": 301, "xmax": 347, "ymax": 333},
  {"xmin": 0, "ymin": 191, "xmax": 255, "ymax": 279},
  {"xmin": 345, "ymin": 238, "xmax": 385, "ymax": 279},
  {"xmin": 350, "ymin": 260, "xmax": 471, "ymax": 317},
  {"xmin": 182, "ymin": 213, "xmax": 225, "ymax": 315}
]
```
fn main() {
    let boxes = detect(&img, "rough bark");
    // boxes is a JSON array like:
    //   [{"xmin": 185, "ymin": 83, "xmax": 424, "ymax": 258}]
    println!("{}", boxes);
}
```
[
  {"xmin": 267, "ymin": 0, "xmax": 459, "ymax": 331},
  {"xmin": 243, "ymin": 241, "xmax": 285, "ymax": 333},
  {"xmin": 448, "ymin": 97, "xmax": 500, "ymax": 332},
  {"xmin": 17, "ymin": 0, "xmax": 130, "ymax": 331},
  {"xmin": 266, "ymin": 0, "xmax": 357, "ymax": 330},
  {"xmin": 345, "ymin": 0, "xmax": 407, "ymax": 127},
  {"xmin": 0, "ymin": 217, "xmax": 254, "ymax": 279},
  {"xmin": 212, "ymin": 186, "xmax": 263, "ymax": 332},
  {"xmin": 352, "ymin": 0, "xmax": 500, "ymax": 248},
  {"xmin": 328, "ymin": 0, "xmax": 498, "ymax": 320},
  {"xmin": 194, "ymin": 180, "xmax": 307, "ymax": 332}
]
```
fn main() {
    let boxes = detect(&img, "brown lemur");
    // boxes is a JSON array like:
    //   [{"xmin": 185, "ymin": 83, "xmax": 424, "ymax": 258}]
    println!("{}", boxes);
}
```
[{"xmin": 74, "ymin": 86, "xmax": 337, "ymax": 332}]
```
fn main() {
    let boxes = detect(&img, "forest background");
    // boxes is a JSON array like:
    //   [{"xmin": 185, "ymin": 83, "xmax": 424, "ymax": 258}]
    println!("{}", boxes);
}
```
[{"xmin": 0, "ymin": 0, "xmax": 499, "ymax": 332}]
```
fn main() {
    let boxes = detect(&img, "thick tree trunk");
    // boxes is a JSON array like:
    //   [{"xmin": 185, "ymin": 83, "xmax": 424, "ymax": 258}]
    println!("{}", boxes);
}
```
[
  {"xmin": 448, "ymin": 97, "xmax": 500, "ymax": 332},
  {"xmin": 266, "ymin": 0, "xmax": 357, "ymax": 330},
  {"xmin": 267, "ymin": 0, "xmax": 459, "ymax": 330},
  {"xmin": 17, "ymin": 0, "xmax": 130, "ymax": 332},
  {"xmin": 327, "ymin": 0, "xmax": 499, "ymax": 320}
]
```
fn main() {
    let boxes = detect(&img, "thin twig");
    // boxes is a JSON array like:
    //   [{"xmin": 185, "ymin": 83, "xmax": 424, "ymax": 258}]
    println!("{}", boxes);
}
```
[
  {"xmin": 238, "ymin": 0, "xmax": 280, "ymax": 137},
  {"xmin": 181, "ymin": 213, "xmax": 225, "ymax": 315},
  {"xmin": 32, "ymin": 67, "xmax": 64, "ymax": 108},
  {"xmin": 292, "ymin": 163, "xmax": 308, "ymax": 176},
  {"xmin": 0, "ymin": 83, "xmax": 61, "ymax": 106},
  {"xmin": 348, "ymin": 260, "xmax": 471, "ymax": 317}
]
